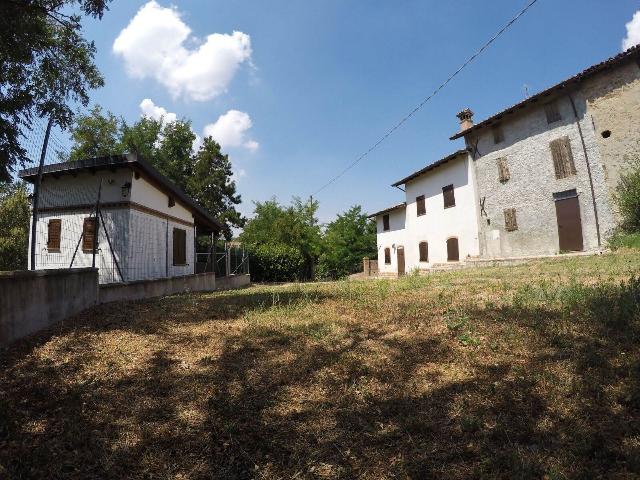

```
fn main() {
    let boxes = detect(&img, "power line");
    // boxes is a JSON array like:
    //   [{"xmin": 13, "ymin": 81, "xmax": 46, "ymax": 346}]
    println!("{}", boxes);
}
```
[{"xmin": 311, "ymin": 0, "xmax": 540, "ymax": 197}]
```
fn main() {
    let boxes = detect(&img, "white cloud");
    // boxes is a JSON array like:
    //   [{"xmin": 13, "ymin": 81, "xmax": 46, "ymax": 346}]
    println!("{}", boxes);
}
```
[
  {"xmin": 139, "ymin": 98, "xmax": 177, "ymax": 124},
  {"xmin": 113, "ymin": 1, "xmax": 252, "ymax": 101},
  {"xmin": 622, "ymin": 11, "xmax": 640, "ymax": 50},
  {"xmin": 203, "ymin": 110, "xmax": 259, "ymax": 152}
]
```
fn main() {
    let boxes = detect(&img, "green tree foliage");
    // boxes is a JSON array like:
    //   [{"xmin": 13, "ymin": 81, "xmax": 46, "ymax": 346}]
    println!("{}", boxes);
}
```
[
  {"xmin": 0, "ymin": 0, "xmax": 111, "ymax": 181},
  {"xmin": 66, "ymin": 107, "xmax": 245, "ymax": 239},
  {"xmin": 0, "ymin": 183, "xmax": 30, "ymax": 270},
  {"xmin": 317, "ymin": 205, "xmax": 376, "ymax": 279},
  {"xmin": 189, "ymin": 138, "xmax": 245, "ymax": 240},
  {"xmin": 240, "ymin": 197, "xmax": 321, "ymax": 279},
  {"xmin": 615, "ymin": 159, "xmax": 640, "ymax": 233},
  {"xmin": 68, "ymin": 105, "xmax": 121, "ymax": 161}
]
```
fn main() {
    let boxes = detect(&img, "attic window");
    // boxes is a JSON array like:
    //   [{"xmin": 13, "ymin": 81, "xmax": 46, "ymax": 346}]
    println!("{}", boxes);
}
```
[
  {"xmin": 544, "ymin": 101, "xmax": 562, "ymax": 124},
  {"xmin": 601, "ymin": 130, "xmax": 611, "ymax": 139},
  {"xmin": 168, "ymin": 197, "xmax": 175, "ymax": 208},
  {"xmin": 492, "ymin": 125, "xmax": 504, "ymax": 144},
  {"xmin": 382, "ymin": 214, "xmax": 390, "ymax": 231}
]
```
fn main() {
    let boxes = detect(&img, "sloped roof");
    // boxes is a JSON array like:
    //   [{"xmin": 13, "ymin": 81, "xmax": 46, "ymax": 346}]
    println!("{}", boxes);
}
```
[
  {"xmin": 19, "ymin": 154, "xmax": 223, "ymax": 232},
  {"xmin": 391, "ymin": 149, "xmax": 469, "ymax": 187},
  {"xmin": 450, "ymin": 44, "xmax": 640, "ymax": 140},
  {"xmin": 367, "ymin": 202, "xmax": 406, "ymax": 219}
]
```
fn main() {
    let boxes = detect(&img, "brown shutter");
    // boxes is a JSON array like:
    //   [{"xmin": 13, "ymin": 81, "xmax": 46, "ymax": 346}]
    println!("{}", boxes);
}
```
[
  {"xmin": 416, "ymin": 195, "xmax": 426, "ymax": 216},
  {"xmin": 446, "ymin": 238, "xmax": 459, "ymax": 261},
  {"xmin": 544, "ymin": 101, "xmax": 562, "ymax": 124},
  {"xmin": 443, "ymin": 184, "xmax": 455, "ymax": 208},
  {"xmin": 82, "ymin": 218, "xmax": 96, "ymax": 252},
  {"xmin": 47, "ymin": 219, "xmax": 61, "ymax": 251},
  {"xmin": 504, "ymin": 208, "xmax": 518, "ymax": 231},
  {"xmin": 382, "ymin": 214, "xmax": 390, "ymax": 231},
  {"xmin": 419, "ymin": 242, "xmax": 428, "ymax": 262},
  {"xmin": 384, "ymin": 248, "xmax": 391, "ymax": 264},
  {"xmin": 497, "ymin": 157, "xmax": 510, "ymax": 183},
  {"xmin": 550, "ymin": 136, "xmax": 576, "ymax": 179}
]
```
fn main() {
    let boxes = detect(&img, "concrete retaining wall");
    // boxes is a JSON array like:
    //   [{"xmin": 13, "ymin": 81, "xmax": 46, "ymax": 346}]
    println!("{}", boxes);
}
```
[
  {"xmin": 215, "ymin": 274, "xmax": 250, "ymax": 291},
  {"xmin": 99, "ymin": 272, "xmax": 217, "ymax": 304},
  {"xmin": 0, "ymin": 268, "xmax": 99, "ymax": 347}
]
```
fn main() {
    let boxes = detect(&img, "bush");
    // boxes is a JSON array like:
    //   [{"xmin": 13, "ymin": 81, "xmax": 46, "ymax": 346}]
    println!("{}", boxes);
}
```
[
  {"xmin": 249, "ymin": 244, "xmax": 306, "ymax": 282},
  {"xmin": 614, "ymin": 159, "xmax": 640, "ymax": 232},
  {"xmin": 0, "ymin": 183, "xmax": 29, "ymax": 271},
  {"xmin": 607, "ymin": 230, "xmax": 640, "ymax": 251}
]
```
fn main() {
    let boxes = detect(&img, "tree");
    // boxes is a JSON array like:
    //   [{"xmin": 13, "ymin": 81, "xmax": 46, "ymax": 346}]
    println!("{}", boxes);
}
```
[
  {"xmin": 317, "ymin": 205, "xmax": 377, "ymax": 279},
  {"xmin": 189, "ymin": 138, "xmax": 245, "ymax": 240},
  {"xmin": 0, "ymin": 182, "xmax": 30, "ymax": 271},
  {"xmin": 0, "ymin": 0, "xmax": 111, "ymax": 181},
  {"xmin": 240, "ymin": 197, "xmax": 321, "ymax": 279},
  {"xmin": 66, "ymin": 107, "xmax": 245, "ymax": 237},
  {"xmin": 68, "ymin": 105, "xmax": 121, "ymax": 161}
]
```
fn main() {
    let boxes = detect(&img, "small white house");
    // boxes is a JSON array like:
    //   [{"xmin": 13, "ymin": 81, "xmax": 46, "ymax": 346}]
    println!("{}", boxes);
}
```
[
  {"xmin": 19, "ymin": 154, "xmax": 222, "ymax": 284},
  {"xmin": 368, "ymin": 150, "xmax": 480, "ymax": 275}
]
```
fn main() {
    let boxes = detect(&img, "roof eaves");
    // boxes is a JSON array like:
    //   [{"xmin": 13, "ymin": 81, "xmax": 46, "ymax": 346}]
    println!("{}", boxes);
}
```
[
  {"xmin": 367, "ymin": 202, "xmax": 406, "ymax": 219},
  {"xmin": 391, "ymin": 149, "xmax": 469, "ymax": 187}
]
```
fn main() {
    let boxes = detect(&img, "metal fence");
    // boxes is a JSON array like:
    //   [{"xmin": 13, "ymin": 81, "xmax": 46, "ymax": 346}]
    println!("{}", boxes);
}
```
[{"xmin": 195, "ymin": 244, "xmax": 250, "ymax": 277}]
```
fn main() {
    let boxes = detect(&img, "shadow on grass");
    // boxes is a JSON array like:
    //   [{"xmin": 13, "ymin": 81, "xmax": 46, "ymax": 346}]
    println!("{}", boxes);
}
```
[{"xmin": 0, "ymin": 278, "xmax": 638, "ymax": 478}]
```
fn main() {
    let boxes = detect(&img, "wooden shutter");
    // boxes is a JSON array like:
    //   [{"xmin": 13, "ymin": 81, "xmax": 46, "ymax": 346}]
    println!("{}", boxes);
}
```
[
  {"xmin": 47, "ymin": 219, "xmax": 61, "ymax": 251},
  {"xmin": 382, "ymin": 214, "xmax": 390, "ymax": 231},
  {"xmin": 544, "ymin": 101, "xmax": 562, "ymax": 124},
  {"xmin": 446, "ymin": 238, "xmax": 459, "ymax": 262},
  {"xmin": 492, "ymin": 125, "xmax": 504, "ymax": 144},
  {"xmin": 384, "ymin": 248, "xmax": 391, "ymax": 264},
  {"xmin": 173, "ymin": 228, "xmax": 187, "ymax": 265},
  {"xmin": 82, "ymin": 218, "xmax": 96, "ymax": 252},
  {"xmin": 419, "ymin": 242, "xmax": 428, "ymax": 262},
  {"xmin": 497, "ymin": 157, "xmax": 510, "ymax": 183},
  {"xmin": 504, "ymin": 208, "xmax": 518, "ymax": 231},
  {"xmin": 416, "ymin": 195, "xmax": 426, "ymax": 216},
  {"xmin": 550, "ymin": 137, "xmax": 576, "ymax": 179},
  {"xmin": 443, "ymin": 184, "xmax": 455, "ymax": 208}
]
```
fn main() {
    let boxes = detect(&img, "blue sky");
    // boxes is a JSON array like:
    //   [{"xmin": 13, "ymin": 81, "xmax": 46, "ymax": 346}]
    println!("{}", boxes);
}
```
[{"xmin": 57, "ymin": 0, "xmax": 640, "ymax": 223}]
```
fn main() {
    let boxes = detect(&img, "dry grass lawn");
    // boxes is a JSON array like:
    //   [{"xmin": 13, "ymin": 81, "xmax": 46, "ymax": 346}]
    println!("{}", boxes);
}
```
[{"xmin": 1, "ymin": 251, "xmax": 640, "ymax": 479}]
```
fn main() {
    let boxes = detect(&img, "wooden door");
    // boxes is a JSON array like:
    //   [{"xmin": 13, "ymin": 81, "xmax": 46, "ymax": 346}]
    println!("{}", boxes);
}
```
[
  {"xmin": 447, "ymin": 237, "xmax": 459, "ymax": 262},
  {"xmin": 397, "ymin": 247, "xmax": 405, "ymax": 276},
  {"xmin": 555, "ymin": 195, "xmax": 583, "ymax": 251}
]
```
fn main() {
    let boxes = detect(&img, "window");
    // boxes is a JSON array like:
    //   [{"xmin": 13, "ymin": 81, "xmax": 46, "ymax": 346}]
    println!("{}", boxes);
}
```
[
  {"xmin": 419, "ymin": 241, "xmax": 428, "ymax": 262},
  {"xmin": 544, "ymin": 101, "xmax": 562, "ymax": 124},
  {"xmin": 442, "ymin": 184, "xmax": 455, "ymax": 208},
  {"xmin": 82, "ymin": 217, "xmax": 96, "ymax": 252},
  {"xmin": 47, "ymin": 219, "xmax": 61, "ymax": 251},
  {"xmin": 384, "ymin": 247, "xmax": 391, "ymax": 265},
  {"xmin": 173, "ymin": 228, "xmax": 187, "ymax": 266},
  {"xmin": 382, "ymin": 214, "xmax": 390, "ymax": 231},
  {"xmin": 504, "ymin": 208, "xmax": 518, "ymax": 231},
  {"xmin": 492, "ymin": 125, "xmax": 504, "ymax": 144},
  {"xmin": 550, "ymin": 136, "xmax": 576, "ymax": 179},
  {"xmin": 416, "ymin": 195, "xmax": 426, "ymax": 216},
  {"xmin": 497, "ymin": 157, "xmax": 510, "ymax": 183}
]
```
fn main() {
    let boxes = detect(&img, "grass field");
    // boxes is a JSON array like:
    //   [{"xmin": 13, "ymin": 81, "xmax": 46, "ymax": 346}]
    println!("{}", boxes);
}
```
[{"xmin": 1, "ymin": 251, "xmax": 639, "ymax": 479}]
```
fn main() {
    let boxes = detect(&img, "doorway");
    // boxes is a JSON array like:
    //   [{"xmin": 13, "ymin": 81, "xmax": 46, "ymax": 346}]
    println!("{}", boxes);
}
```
[
  {"xmin": 447, "ymin": 237, "xmax": 459, "ymax": 262},
  {"xmin": 554, "ymin": 190, "xmax": 584, "ymax": 252},
  {"xmin": 397, "ymin": 247, "xmax": 405, "ymax": 276}
]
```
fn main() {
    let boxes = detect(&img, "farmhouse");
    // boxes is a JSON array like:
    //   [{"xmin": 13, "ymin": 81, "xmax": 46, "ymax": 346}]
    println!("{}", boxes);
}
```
[
  {"xmin": 19, "ymin": 154, "xmax": 222, "ymax": 284},
  {"xmin": 369, "ymin": 150, "xmax": 480, "ymax": 275},
  {"xmin": 451, "ymin": 44, "xmax": 640, "ymax": 258},
  {"xmin": 368, "ymin": 45, "xmax": 640, "ymax": 275}
]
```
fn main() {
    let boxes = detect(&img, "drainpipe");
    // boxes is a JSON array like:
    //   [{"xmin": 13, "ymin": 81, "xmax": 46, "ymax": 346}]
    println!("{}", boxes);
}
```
[{"xmin": 568, "ymin": 94, "xmax": 601, "ymax": 247}]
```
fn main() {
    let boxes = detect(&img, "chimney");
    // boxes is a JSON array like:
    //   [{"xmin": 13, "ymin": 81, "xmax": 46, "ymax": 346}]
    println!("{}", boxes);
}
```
[{"xmin": 456, "ymin": 108, "xmax": 474, "ymax": 132}]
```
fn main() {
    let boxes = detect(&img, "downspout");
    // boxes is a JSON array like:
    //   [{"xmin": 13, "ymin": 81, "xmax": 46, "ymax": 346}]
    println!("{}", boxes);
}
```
[
  {"xmin": 568, "ymin": 94, "xmax": 601, "ymax": 247},
  {"xmin": 165, "ymin": 219, "xmax": 169, "ymax": 277}
]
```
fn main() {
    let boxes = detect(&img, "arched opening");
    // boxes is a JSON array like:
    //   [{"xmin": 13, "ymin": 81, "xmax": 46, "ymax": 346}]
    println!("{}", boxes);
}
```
[
  {"xmin": 419, "ymin": 241, "xmax": 428, "ymax": 262},
  {"xmin": 446, "ymin": 237, "xmax": 459, "ymax": 262},
  {"xmin": 384, "ymin": 248, "xmax": 391, "ymax": 265}
]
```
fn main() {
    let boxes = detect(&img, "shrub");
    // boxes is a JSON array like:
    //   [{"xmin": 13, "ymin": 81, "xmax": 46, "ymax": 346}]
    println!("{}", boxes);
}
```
[
  {"xmin": 0, "ymin": 183, "xmax": 29, "ymax": 271},
  {"xmin": 614, "ymin": 158, "xmax": 640, "ymax": 233},
  {"xmin": 249, "ymin": 244, "xmax": 306, "ymax": 282},
  {"xmin": 607, "ymin": 231, "xmax": 640, "ymax": 251}
]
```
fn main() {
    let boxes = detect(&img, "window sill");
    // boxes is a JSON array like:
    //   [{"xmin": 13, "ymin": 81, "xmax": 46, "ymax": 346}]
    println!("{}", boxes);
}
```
[
  {"xmin": 444, "ymin": 205, "xmax": 456, "ymax": 209},
  {"xmin": 47, "ymin": 249, "xmax": 61, "ymax": 253},
  {"xmin": 173, "ymin": 263, "xmax": 189, "ymax": 267},
  {"xmin": 416, "ymin": 213, "xmax": 426, "ymax": 217}
]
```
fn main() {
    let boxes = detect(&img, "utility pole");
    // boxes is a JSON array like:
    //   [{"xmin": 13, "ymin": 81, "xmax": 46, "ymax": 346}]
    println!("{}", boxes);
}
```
[{"xmin": 30, "ymin": 116, "xmax": 54, "ymax": 270}]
